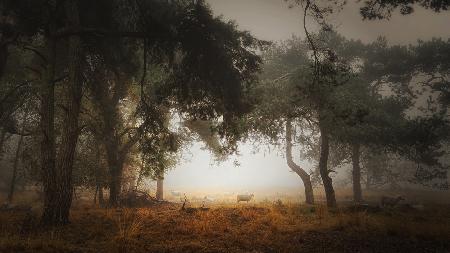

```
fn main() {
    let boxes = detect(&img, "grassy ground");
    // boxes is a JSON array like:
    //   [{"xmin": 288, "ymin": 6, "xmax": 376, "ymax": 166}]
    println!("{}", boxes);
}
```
[{"xmin": 0, "ymin": 201, "xmax": 449, "ymax": 253}]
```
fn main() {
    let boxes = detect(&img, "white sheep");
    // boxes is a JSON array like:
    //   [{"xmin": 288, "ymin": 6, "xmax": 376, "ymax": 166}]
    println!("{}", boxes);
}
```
[
  {"xmin": 203, "ymin": 195, "xmax": 215, "ymax": 202},
  {"xmin": 171, "ymin": 191, "xmax": 182, "ymax": 197},
  {"xmin": 237, "ymin": 193, "xmax": 254, "ymax": 203}
]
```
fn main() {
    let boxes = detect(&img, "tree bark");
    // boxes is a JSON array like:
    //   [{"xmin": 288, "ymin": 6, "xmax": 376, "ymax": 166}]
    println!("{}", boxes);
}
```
[
  {"xmin": 92, "ymin": 74, "xmax": 128, "ymax": 207},
  {"xmin": 108, "ymin": 162, "xmax": 123, "ymax": 207},
  {"xmin": 318, "ymin": 119, "xmax": 336, "ymax": 208},
  {"xmin": 0, "ymin": 44, "xmax": 8, "ymax": 82},
  {"xmin": 0, "ymin": 127, "xmax": 8, "ymax": 159},
  {"xmin": 366, "ymin": 164, "xmax": 372, "ymax": 190},
  {"xmin": 42, "ymin": 0, "xmax": 83, "ymax": 225},
  {"xmin": 351, "ymin": 143, "xmax": 363, "ymax": 202},
  {"xmin": 105, "ymin": 140, "xmax": 125, "ymax": 207},
  {"xmin": 98, "ymin": 186, "xmax": 104, "ymax": 205},
  {"xmin": 156, "ymin": 177, "xmax": 164, "ymax": 201},
  {"xmin": 285, "ymin": 119, "xmax": 314, "ymax": 204},
  {"xmin": 94, "ymin": 139, "xmax": 105, "ymax": 206},
  {"xmin": 7, "ymin": 112, "xmax": 28, "ymax": 203},
  {"xmin": 93, "ymin": 186, "xmax": 98, "ymax": 204},
  {"xmin": 40, "ymin": 36, "xmax": 58, "ymax": 225}
]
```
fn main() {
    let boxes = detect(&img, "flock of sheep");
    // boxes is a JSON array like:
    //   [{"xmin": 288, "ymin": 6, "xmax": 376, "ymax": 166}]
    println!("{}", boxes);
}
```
[
  {"xmin": 170, "ymin": 190, "xmax": 425, "ymax": 210},
  {"xmin": 171, "ymin": 191, "xmax": 255, "ymax": 203}
]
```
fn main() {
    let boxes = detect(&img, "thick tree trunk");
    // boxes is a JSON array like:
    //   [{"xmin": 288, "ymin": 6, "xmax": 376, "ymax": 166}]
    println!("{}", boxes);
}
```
[
  {"xmin": 106, "ymin": 143, "xmax": 124, "ymax": 207},
  {"xmin": 318, "ymin": 120, "xmax": 336, "ymax": 208},
  {"xmin": 93, "ymin": 76, "xmax": 126, "ymax": 207},
  {"xmin": 40, "ymin": 37, "xmax": 58, "ymax": 225},
  {"xmin": 285, "ymin": 119, "xmax": 314, "ymax": 204},
  {"xmin": 42, "ymin": 0, "xmax": 83, "ymax": 225},
  {"xmin": 0, "ymin": 44, "xmax": 8, "ymax": 82},
  {"xmin": 351, "ymin": 143, "xmax": 363, "ymax": 202},
  {"xmin": 7, "ymin": 112, "xmax": 27, "ymax": 203},
  {"xmin": 109, "ymin": 165, "xmax": 122, "ymax": 207},
  {"xmin": 101, "ymin": 108, "xmax": 136, "ymax": 207},
  {"xmin": 156, "ymin": 177, "xmax": 164, "ymax": 201},
  {"xmin": 0, "ymin": 12, "xmax": 14, "ymax": 82}
]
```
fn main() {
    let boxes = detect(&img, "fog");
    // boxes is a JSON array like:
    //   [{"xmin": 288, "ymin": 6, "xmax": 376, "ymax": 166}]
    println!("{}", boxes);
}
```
[
  {"xmin": 1, "ymin": 1, "xmax": 450, "ymax": 251},
  {"xmin": 162, "ymin": 0, "xmax": 450, "ymax": 197}
]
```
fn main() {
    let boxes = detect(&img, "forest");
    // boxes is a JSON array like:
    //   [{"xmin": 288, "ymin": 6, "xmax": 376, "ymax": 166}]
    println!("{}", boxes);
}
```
[{"xmin": 0, "ymin": 0, "xmax": 449, "ymax": 252}]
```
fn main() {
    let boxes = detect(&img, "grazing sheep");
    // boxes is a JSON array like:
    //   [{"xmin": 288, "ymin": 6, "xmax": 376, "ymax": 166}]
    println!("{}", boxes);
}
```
[
  {"xmin": 203, "ymin": 196, "xmax": 215, "ymax": 202},
  {"xmin": 381, "ymin": 196, "xmax": 405, "ymax": 207},
  {"xmin": 237, "ymin": 193, "xmax": 254, "ymax": 203}
]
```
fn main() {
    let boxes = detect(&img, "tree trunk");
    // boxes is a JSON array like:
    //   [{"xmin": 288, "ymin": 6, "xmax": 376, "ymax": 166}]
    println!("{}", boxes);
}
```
[
  {"xmin": 109, "ymin": 164, "xmax": 122, "ymax": 207},
  {"xmin": 42, "ymin": 0, "xmax": 83, "ymax": 225},
  {"xmin": 7, "ymin": 112, "xmax": 28, "ymax": 203},
  {"xmin": 93, "ymin": 186, "xmax": 98, "ymax": 204},
  {"xmin": 98, "ymin": 186, "xmax": 104, "ymax": 205},
  {"xmin": 40, "ymin": 36, "xmax": 58, "ymax": 225},
  {"xmin": 285, "ymin": 119, "xmax": 314, "ymax": 204},
  {"xmin": 366, "ymin": 165, "xmax": 372, "ymax": 190},
  {"xmin": 0, "ymin": 127, "xmax": 8, "ymax": 160},
  {"xmin": 0, "ymin": 44, "xmax": 8, "ymax": 82},
  {"xmin": 351, "ymin": 143, "xmax": 363, "ymax": 202},
  {"xmin": 106, "ymin": 144, "xmax": 124, "ymax": 207},
  {"xmin": 156, "ymin": 177, "xmax": 164, "ymax": 201},
  {"xmin": 94, "ymin": 139, "xmax": 105, "ymax": 206},
  {"xmin": 318, "ymin": 119, "xmax": 336, "ymax": 208}
]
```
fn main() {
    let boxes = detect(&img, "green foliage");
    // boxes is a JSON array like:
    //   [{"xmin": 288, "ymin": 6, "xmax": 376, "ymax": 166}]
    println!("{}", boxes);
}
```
[
  {"xmin": 247, "ymin": 27, "xmax": 449, "ymax": 189},
  {"xmin": 360, "ymin": 0, "xmax": 450, "ymax": 20}
]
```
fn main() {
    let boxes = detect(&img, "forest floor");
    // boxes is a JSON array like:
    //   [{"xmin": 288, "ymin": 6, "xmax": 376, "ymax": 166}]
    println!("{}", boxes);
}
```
[{"xmin": 0, "ymin": 201, "xmax": 449, "ymax": 253}]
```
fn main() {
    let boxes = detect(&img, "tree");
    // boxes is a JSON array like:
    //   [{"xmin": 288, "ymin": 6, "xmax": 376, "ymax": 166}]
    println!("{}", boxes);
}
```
[
  {"xmin": 6, "ymin": 109, "xmax": 29, "ymax": 203},
  {"xmin": 242, "ymin": 37, "xmax": 318, "ymax": 204},
  {"xmin": 286, "ymin": 119, "xmax": 315, "ymax": 204},
  {"xmin": 360, "ymin": 0, "xmax": 450, "ymax": 20},
  {"xmin": 359, "ymin": 37, "xmax": 450, "ymax": 188},
  {"xmin": 3, "ymin": 0, "xmax": 264, "ymax": 223}
]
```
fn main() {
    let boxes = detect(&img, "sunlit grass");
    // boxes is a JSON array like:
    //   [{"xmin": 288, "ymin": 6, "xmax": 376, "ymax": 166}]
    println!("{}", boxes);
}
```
[{"xmin": 0, "ymin": 201, "xmax": 449, "ymax": 252}]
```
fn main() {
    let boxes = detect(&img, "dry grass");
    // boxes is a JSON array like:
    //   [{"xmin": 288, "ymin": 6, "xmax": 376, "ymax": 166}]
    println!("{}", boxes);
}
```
[{"xmin": 0, "ymin": 202, "xmax": 449, "ymax": 253}]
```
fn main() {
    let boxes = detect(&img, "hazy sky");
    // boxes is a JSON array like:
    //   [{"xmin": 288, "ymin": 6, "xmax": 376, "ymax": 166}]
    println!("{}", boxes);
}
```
[
  {"xmin": 205, "ymin": 0, "xmax": 450, "ymax": 44},
  {"xmin": 164, "ymin": 1, "xmax": 449, "ymax": 195}
]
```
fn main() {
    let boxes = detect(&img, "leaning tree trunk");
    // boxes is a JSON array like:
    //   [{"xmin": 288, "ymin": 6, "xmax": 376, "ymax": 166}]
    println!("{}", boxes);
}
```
[
  {"xmin": 286, "ymin": 119, "xmax": 314, "ymax": 204},
  {"xmin": 318, "ymin": 119, "xmax": 336, "ymax": 208},
  {"xmin": 351, "ymin": 143, "xmax": 363, "ymax": 202},
  {"xmin": 7, "ymin": 112, "xmax": 28, "ymax": 203},
  {"xmin": 156, "ymin": 177, "xmax": 164, "ymax": 201}
]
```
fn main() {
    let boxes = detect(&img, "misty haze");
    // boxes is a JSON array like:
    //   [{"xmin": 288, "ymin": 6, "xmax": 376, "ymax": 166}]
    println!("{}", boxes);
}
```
[{"xmin": 0, "ymin": 0, "xmax": 449, "ymax": 252}]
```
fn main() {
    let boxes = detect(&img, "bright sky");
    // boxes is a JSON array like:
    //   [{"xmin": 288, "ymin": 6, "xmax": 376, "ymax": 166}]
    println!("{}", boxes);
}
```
[
  {"xmin": 166, "ymin": 141, "xmax": 309, "ymax": 192},
  {"xmin": 163, "ymin": 0, "xmax": 450, "ymax": 196}
]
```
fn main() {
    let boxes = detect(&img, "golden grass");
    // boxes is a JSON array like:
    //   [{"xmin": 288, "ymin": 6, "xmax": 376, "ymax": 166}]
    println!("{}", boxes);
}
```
[{"xmin": 0, "ymin": 202, "xmax": 449, "ymax": 252}]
